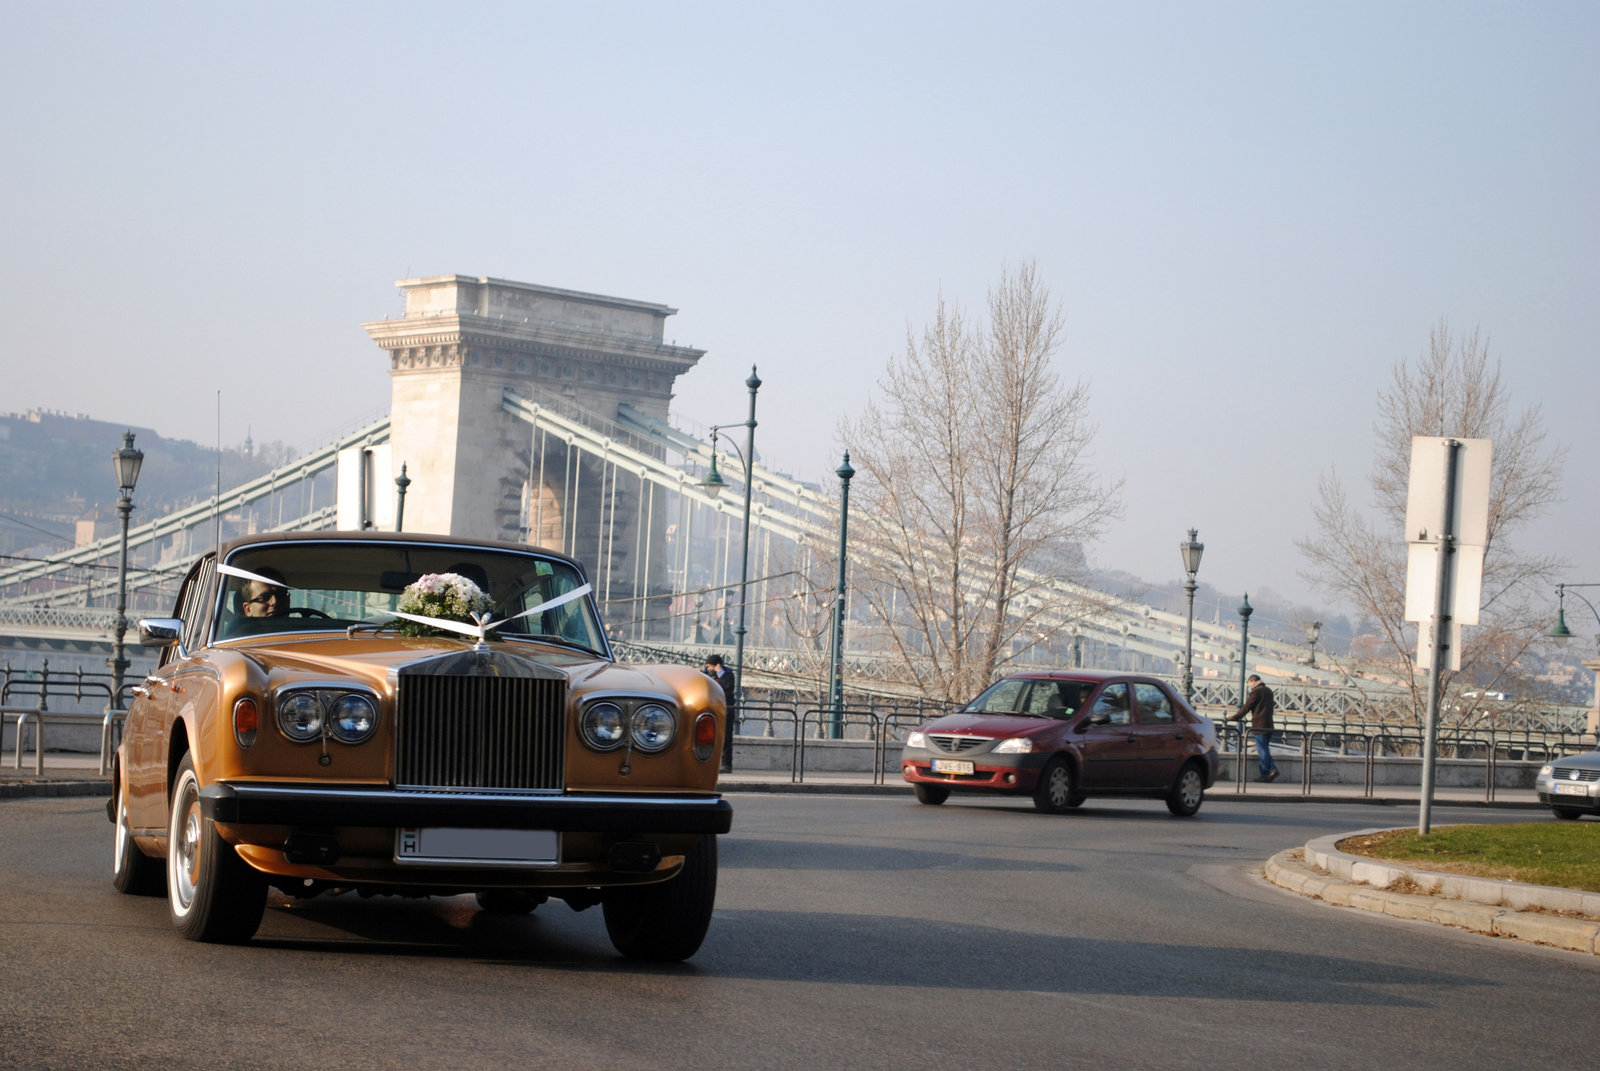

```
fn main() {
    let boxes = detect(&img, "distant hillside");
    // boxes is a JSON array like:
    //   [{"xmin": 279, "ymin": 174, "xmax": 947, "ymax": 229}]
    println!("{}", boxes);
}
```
[{"xmin": 0, "ymin": 409, "xmax": 289, "ymax": 555}]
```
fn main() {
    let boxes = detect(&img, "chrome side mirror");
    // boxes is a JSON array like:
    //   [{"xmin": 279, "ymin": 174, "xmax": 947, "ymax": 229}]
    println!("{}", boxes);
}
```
[{"xmin": 139, "ymin": 618, "xmax": 189, "ymax": 659}]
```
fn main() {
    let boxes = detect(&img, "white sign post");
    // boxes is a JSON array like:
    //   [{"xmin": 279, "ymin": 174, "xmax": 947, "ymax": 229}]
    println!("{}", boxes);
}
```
[{"xmin": 1402, "ymin": 436, "xmax": 1491, "ymax": 834}]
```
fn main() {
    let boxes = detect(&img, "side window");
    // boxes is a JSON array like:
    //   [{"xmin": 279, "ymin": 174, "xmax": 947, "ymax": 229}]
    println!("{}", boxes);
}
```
[
  {"xmin": 181, "ymin": 558, "xmax": 217, "ymax": 653},
  {"xmin": 1023, "ymin": 681, "xmax": 1089, "ymax": 718},
  {"xmin": 1134, "ymin": 682, "xmax": 1174, "ymax": 724},
  {"xmin": 1089, "ymin": 683, "xmax": 1131, "ymax": 726},
  {"xmin": 160, "ymin": 566, "xmax": 200, "ymax": 668},
  {"xmin": 967, "ymin": 678, "xmax": 1029, "ymax": 713}
]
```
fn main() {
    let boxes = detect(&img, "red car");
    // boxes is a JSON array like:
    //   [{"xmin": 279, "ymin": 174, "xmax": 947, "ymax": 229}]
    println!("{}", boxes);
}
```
[{"xmin": 900, "ymin": 671, "xmax": 1219, "ymax": 816}]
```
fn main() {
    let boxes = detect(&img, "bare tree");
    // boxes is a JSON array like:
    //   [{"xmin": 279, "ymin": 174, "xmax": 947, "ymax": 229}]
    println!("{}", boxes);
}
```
[
  {"xmin": 842, "ymin": 262, "xmax": 1121, "ymax": 702},
  {"xmin": 1298, "ymin": 320, "xmax": 1566, "ymax": 724}
]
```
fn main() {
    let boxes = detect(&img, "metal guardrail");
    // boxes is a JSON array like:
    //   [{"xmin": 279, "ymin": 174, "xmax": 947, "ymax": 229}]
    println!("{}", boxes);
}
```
[{"xmin": 1, "ymin": 660, "xmax": 131, "ymax": 776}]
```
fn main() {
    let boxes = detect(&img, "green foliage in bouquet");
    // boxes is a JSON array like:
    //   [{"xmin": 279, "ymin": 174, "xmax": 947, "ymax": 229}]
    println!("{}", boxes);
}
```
[{"xmin": 396, "ymin": 572, "xmax": 495, "ymax": 638}]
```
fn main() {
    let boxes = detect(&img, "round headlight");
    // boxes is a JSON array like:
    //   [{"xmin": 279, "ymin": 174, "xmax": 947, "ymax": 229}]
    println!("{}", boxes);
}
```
[
  {"xmin": 277, "ymin": 692, "xmax": 324, "ymax": 742},
  {"xmin": 1539, "ymin": 765, "xmax": 1553, "ymax": 777},
  {"xmin": 581, "ymin": 702, "xmax": 626, "ymax": 751},
  {"xmin": 328, "ymin": 693, "xmax": 378, "ymax": 743},
  {"xmin": 630, "ymin": 703, "xmax": 676, "ymax": 752}
]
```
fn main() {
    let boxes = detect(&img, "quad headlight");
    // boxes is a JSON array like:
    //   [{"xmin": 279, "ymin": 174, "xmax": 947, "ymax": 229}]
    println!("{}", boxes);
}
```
[
  {"xmin": 630, "ymin": 703, "xmax": 676, "ymax": 752},
  {"xmin": 277, "ymin": 691, "xmax": 325, "ymax": 742},
  {"xmin": 276, "ymin": 687, "xmax": 380, "ymax": 745},
  {"xmin": 581, "ymin": 702, "xmax": 627, "ymax": 751},
  {"xmin": 329, "ymin": 693, "xmax": 378, "ymax": 743},
  {"xmin": 579, "ymin": 698, "xmax": 678, "ymax": 753}
]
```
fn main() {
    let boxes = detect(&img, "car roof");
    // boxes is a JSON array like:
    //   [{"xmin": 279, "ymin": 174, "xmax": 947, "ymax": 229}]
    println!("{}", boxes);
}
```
[{"xmin": 212, "ymin": 530, "xmax": 587, "ymax": 573}]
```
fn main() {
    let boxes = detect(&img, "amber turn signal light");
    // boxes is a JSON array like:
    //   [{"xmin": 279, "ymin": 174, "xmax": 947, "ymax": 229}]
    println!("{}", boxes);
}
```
[
  {"xmin": 233, "ymin": 697, "xmax": 259, "ymax": 749},
  {"xmin": 693, "ymin": 712, "xmax": 717, "ymax": 761}
]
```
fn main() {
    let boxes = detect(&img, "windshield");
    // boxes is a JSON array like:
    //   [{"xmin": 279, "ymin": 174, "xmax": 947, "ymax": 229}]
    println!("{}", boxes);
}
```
[
  {"xmin": 213, "ymin": 542, "xmax": 607, "ymax": 655},
  {"xmin": 964, "ymin": 678, "xmax": 1091, "ymax": 719}
]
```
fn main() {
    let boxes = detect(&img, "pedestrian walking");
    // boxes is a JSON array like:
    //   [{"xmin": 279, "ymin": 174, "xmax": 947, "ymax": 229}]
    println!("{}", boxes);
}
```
[
  {"xmin": 1230, "ymin": 674, "xmax": 1279, "ymax": 782},
  {"xmin": 703, "ymin": 654, "xmax": 737, "ymax": 773}
]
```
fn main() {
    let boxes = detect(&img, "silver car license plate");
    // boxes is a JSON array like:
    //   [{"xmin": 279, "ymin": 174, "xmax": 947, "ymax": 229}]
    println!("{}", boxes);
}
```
[
  {"xmin": 1553, "ymin": 783, "xmax": 1588, "ymax": 797},
  {"xmin": 395, "ymin": 827, "xmax": 560, "ymax": 867},
  {"xmin": 932, "ymin": 760, "xmax": 975, "ymax": 775}
]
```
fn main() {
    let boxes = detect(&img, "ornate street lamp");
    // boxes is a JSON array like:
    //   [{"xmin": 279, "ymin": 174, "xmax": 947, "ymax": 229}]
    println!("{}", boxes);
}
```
[
  {"xmin": 698, "ymin": 366, "xmax": 761, "ymax": 771},
  {"xmin": 826, "ymin": 452, "xmax": 855, "ymax": 736},
  {"xmin": 109, "ymin": 431, "xmax": 144, "ymax": 709},
  {"xmin": 1179, "ymin": 529, "xmax": 1204, "ymax": 702},
  {"xmin": 1303, "ymin": 620, "xmax": 1323, "ymax": 667},
  {"xmin": 1549, "ymin": 583, "xmax": 1600, "ymax": 651}
]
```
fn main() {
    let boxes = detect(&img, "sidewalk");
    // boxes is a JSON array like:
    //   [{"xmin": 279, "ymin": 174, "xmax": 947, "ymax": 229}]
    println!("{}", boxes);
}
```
[{"xmin": 0, "ymin": 752, "xmax": 110, "ymax": 798}]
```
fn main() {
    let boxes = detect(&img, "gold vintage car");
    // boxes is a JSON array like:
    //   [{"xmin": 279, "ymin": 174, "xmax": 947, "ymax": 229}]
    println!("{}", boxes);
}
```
[{"xmin": 110, "ymin": 532, "xmax": 731, "ymax": 960}]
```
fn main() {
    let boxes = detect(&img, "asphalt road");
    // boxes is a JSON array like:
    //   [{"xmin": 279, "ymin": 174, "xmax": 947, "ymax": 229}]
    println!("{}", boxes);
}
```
[{"xmin": 2, "ymin": 791, "xmax": 1597, "ymax": 1070}]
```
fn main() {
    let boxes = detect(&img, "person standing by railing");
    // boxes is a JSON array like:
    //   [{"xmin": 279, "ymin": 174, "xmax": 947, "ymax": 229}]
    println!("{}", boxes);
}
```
[
  {"xmin": 703, "ymin": 654, "xmax": 736, "ymax": 773},
  {"xmin": 1231, "ymin": 674, "xmax": 1280, "ymax": 782}
]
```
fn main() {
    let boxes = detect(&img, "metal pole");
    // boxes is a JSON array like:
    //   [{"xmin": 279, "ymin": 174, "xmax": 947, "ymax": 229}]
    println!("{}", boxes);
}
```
[
  {"xmin": 109, "ymin": 490, "xmax": 133, "ymax": 708},
  {"xmin": 827, "ymin": 452, "xmax": 855, "ymax": 735},
  {"xmin": 727, "ymin": 366, "xmax": 760, "ymax": 772},
  {"xmin": 1419, "ymin": 439, "xmax": 1461, "ymax": 835},
  {"xmin": 1237, "ymin": 594, "xmax": 1252, "ymax": 791},
  {"xmin": 394, "ymin": 463, "xmax": 410, "ymax": 532},
  {"xmin": 1183, "ymin": 574, "xmax": 1198, "ymax": 703}
]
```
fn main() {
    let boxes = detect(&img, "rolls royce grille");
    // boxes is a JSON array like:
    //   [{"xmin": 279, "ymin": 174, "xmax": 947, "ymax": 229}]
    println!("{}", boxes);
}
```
[{"xmin": 396, "ymin": 675, "xmax": 566, "ymax": 791}]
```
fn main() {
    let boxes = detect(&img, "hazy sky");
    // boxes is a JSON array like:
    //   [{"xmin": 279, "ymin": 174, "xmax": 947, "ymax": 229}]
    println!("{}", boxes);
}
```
[{"xmin": 2, "ymin": 3, "xmax": 1595, "ymax": 625}]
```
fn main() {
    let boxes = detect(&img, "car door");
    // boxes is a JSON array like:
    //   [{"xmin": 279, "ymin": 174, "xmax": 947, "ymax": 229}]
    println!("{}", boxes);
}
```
[
  {"xmin": 1132, "ymin": 681, "xmax": 1182, "ymax": 788},
  {"xmin": 127, "ymin": 564, "xmax": 201, "ymax": 831},
  {"xmin": 1077, "ymin": 682, "xmax": 1140, "ymax": 788}
]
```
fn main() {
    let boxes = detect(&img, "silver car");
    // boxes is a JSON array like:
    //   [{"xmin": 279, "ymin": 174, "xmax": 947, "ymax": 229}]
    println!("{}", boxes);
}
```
[{"xmin": 1536, "ymin": 749, "xmax": 1600, "ymax": 819}]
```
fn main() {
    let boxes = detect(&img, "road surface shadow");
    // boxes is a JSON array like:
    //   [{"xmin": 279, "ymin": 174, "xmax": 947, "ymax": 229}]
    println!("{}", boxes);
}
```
[{"xmin": 251, "ymin": 893, "xmax": 1486, "ymax": 1006}]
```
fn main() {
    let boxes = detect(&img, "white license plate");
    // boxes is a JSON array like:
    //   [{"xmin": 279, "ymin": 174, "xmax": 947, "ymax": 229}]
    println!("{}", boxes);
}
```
[
  {"xmin": 1553, "ymin": 783, "xmax": 1589, "ymax": 797},
  {"xmin": 395, "ymin": 827, "xmax": 559, "ymax": 867},
  {"xmin": 932, "ymin": 760, "xmax": 975, "ymax": 775}
]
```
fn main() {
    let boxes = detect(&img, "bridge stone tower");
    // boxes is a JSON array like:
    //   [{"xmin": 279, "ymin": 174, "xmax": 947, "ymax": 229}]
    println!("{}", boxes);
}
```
[{"xmin": 362, "ymin": 276, "xmax": 704, "ymax": 579}]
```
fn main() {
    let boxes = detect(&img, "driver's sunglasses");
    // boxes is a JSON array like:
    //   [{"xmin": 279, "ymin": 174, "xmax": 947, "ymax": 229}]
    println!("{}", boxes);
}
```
[{"xmin": 243, "ymin": 590, "xmax": 287, "ymax": 606}]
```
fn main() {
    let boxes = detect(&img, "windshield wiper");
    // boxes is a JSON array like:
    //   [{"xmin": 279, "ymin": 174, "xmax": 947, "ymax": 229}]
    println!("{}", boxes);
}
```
[{"xmin": 508, "ymin": 632, "xmax": 606, "ymax": 657}]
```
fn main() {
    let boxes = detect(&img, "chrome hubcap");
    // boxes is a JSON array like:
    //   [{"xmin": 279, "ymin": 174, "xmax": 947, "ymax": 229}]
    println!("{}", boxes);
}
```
[
  {"xmin": 172, "ymin": 784, "xmax": 201, "ymax": 910},
  {"xmin": 113, "ymin": 792, "xmax": 128, "ymax": 875},
  {"xmin": 1181, "ymin": 772, "xmax": 1202, "ymax": 807}
]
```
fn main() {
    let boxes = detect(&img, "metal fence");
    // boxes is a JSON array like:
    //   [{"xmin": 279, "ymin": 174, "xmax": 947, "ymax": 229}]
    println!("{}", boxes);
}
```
[{"xmin": 1, "ymin": 661, "xmax": 128, "ymax": 776}]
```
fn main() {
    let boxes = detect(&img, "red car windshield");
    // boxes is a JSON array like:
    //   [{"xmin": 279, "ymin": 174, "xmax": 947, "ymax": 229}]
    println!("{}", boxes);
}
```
[{"xmin": 964, "ymin": 678, "xmax": 1092, "ymax": 719}]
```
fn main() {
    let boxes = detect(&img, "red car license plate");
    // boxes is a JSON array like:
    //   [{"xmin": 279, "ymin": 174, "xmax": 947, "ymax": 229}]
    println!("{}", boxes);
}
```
[{"xmin": 932, "ymin": 760, "xmax": 974, "ymax": 775}]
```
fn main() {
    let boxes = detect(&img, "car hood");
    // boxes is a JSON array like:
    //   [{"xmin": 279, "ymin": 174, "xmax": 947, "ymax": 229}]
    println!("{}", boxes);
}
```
[
  {"xmin": 919, "ymin": 712, "xmax": 1058, "ymax": 737},
  {"xmin": 1552, "ymin": 751, "xmax": 1600, "ymax": 771}
]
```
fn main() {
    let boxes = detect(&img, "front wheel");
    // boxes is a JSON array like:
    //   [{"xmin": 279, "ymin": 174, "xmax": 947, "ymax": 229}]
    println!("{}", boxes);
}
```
[
  {"xmin": 1033, "ymin": 758, "xmax": 1077, "ymax": 815},
  {"xmin": 167, "ymin": 754, "xmax": 267, "ymax": 943},
  {"xmin": 1552, "ymin": 807, "xmax": 1585, "ymax": 821},
  {"xmin": 603, "ymin": 835, "xmax": 717, "ymax": 961},
  {"xmin": 1167, "ymin": 763, "xmax": 1205, "ymax": 817},
  {"xmin": 913, "ymin": 783, "xmax": 950, "ymax": 805}
]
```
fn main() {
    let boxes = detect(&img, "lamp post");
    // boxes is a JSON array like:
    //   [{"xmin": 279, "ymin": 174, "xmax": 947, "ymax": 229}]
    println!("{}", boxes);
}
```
[
  {"xmin": 699, "ymin": 366, "xmax": 761, "ymax": 771},
  {"xmin": 1303, "ymin": 620, "xmax": 1323, "ymax": 667},
  {"xmin": 826, "ymin": 452, "xmax": 855, "ymax": 736},
  {"xmin": 1236, "ymin": 593, "xmax": 1253, "ymax": 706},
  {"xmin": 394, "ymin": 463, "xmax": 410, "ymax": 532},
  {"xmin": 1550, "ymin": 583, "xmax": 1600, "ymax": 742},
  {"xmin": 109, "ymin": 431, "xmax": 144, "ymax": 708},
  {"xmin": 1179, "ymin": 529, "xmax": 1204, "ymax": 702}
]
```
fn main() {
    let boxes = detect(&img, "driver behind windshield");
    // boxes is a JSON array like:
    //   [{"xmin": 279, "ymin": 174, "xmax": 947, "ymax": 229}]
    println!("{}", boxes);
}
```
[{"xmin": 240, "ymin": 568, "xmax": 291, "ymax": 618}]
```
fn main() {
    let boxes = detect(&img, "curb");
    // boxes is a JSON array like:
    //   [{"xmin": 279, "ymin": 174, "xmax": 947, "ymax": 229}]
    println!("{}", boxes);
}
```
[
  {"xmin": 0, "ymin": 779, "xmax": 111, "ymax": 800},
  {"xmin": 1264, "ymin": 835, "xmax": 1600, "ymax": 956},
  {"xmin": 719, "ymin": 780, "xmax": 1540, "ymax": 807},
  {"xmin": 720, "ymin": 780, "xmax": 910, "ymax": 795}
]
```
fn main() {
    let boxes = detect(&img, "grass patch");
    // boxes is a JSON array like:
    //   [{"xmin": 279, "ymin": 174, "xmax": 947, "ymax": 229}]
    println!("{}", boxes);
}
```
[{"xmin": 1339, "ymin": 824, "xmax": 1600, "ymax": 893}]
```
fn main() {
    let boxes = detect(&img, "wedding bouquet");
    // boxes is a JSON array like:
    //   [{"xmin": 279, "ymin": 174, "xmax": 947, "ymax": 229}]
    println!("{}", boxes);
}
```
[{"xmin": 395, "ymin": 573, "xmax": 495, "ymax": 638}]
